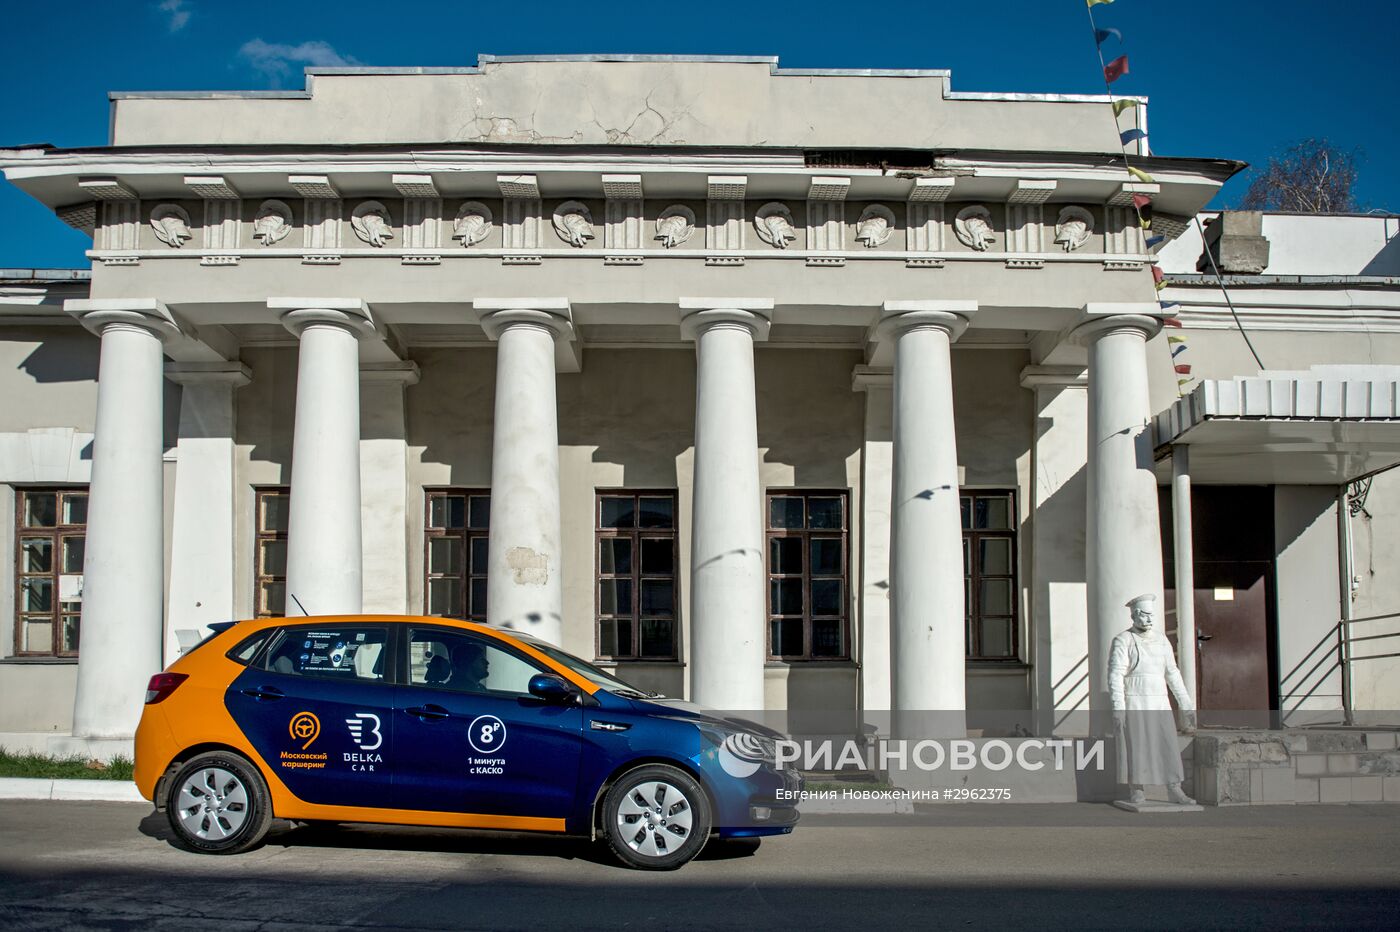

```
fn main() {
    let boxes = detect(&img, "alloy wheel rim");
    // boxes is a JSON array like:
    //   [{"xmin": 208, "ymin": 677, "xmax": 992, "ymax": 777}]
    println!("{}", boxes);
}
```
[
  {"xmin": 616, "ymin": 780, "xmax": 694, "ymax": 858},
  {"xmin": 177, "ymin": 767, "xmax": 249, "ymax": 841}
]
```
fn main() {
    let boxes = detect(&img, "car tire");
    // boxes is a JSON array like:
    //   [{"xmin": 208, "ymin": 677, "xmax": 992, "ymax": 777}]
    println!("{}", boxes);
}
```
[
  {"xmin": 166, "ymin": 750, "xmax": 273, "ymax": 854},
  {"xmin": 601, "ymin": 764, "xmax": 712, "ymax": 870}
]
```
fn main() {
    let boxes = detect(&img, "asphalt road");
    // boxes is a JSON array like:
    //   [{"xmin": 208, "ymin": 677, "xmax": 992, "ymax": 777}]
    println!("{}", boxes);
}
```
[{"xmin": 2, "ymin": 800, "xmax": 1399, "ymax": 930}]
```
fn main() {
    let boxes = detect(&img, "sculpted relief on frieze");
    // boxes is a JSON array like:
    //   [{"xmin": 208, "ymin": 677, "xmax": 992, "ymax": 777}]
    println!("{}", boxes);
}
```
[
  {"xmin": 655, "ymin": 205, "xmax": 696, "ymax": 248},
  {"xmin": 754, "ymin": 202, "xmax": 798, "ymax": 249},
  {"xmin": 953, "ymin": 205, "xmax": 996, "ymax": 251},
  {"xmin": 453, "ymin": 202, "xmax": 493, "ymax": 247},
  {"xmin": 1054, "ymin": 206, "xmax": 1095, "ymax": 252},
  {"xmin": 351, "ymin": 201, "xmax": 395, "ymax": 247},
  {"xmin": 149, "ymin": 204, "xmax": 193, "ymax": 248},
  {"xmin": 552, "ymin": 201, "xmax": 596, "ymax": 247},
  {"xmin": 252, "ymin": 200, "xmax": 293, "ymax": 246},
  {"xmin": 855, "ymin": 205, "xmax": 895, "ymax": 248}
]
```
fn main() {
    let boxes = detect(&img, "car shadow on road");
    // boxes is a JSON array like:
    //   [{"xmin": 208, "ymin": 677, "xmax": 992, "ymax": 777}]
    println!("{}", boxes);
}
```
[{"xmin": 136, "ymin": 809, "xmax": 760, "ymax": 867}]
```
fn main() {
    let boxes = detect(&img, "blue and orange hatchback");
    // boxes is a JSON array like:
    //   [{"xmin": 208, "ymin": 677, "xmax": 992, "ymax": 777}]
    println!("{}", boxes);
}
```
[{"xmin": 134, "ymin": 615, "xmax": 799, "ymax": 869}]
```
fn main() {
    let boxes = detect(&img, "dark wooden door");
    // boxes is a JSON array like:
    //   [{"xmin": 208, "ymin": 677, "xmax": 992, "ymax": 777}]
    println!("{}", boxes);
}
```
[{"xmin": 1187, "ymin": 561, "xmax": 1271, "ymax": 727}]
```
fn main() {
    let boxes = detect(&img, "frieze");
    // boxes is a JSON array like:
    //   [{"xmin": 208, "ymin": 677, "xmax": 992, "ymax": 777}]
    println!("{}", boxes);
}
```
[
  {"xmin": 351, "ymin": 201, "xmax": 394, "ymax": 247},
  {"xmin": 954, "ymin": 205, "xmax": 996, "ymax": 251},
  {"xmin": 755, "ymin": 202, "xmax": 798, "ymax": 249},
  {"xmin": 453, "ymin": 202, "xmax": 494, "ymax": 247},
  {"xmin": 655, "ymin": 206, "xmax": 696, "ymax": 248},
  {"xmin": 149, "ymin": 204, "xmax": 193, "ymax": 248},
  {"xmin": 552, "ymin": 201, "xmax": 595, "ymax": 247}
]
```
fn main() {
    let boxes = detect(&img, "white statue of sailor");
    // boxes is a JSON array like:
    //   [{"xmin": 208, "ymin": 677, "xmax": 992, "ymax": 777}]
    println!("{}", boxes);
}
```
[{"xmin": 1108, "ymin": 593, "xmax": 1197, "ymax": 806}]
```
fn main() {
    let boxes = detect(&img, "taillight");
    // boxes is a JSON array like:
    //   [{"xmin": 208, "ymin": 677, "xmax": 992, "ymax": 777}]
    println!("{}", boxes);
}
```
[{"xmin": 145, "ymin": 672, "xmax": 189, "ymax": 704}]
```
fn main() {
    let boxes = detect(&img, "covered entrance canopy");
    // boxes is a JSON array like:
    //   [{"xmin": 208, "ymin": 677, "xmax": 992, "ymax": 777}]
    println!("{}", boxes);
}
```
[
  {"xmin": 1154, "ymin": 365, "xmax": 1400, "ymax": 484},
  {"xmin": 1154, "ymin": 365, "xmax": 1400, "ymax": 727}
]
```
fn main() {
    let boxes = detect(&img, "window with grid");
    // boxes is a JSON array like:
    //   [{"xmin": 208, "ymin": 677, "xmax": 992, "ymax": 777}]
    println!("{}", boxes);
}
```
[
  {"xmin": 424, "ymin": 490, "xmax": 491, "ymax": 621},
  {"xmin": 595, "ymin": 491, "xmax": 678, "ymax": 661},
  {"xmin": 962, "ymin": 490, "xmax": 1018, "ymax": 660},
  {"xmin": 14, "ymin": 488, "xmax": 87, "ymax": 657},
  {"xmin": 255, "ymin": 487, "xmax": 289, "ymax": 618},
  {"xmin": 766, "ymin": 491, "xmax": 850, "ymax": 660}
]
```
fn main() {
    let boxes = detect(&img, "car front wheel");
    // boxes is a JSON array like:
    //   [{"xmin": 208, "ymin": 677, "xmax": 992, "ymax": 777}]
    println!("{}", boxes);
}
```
[
  {"xmin": 602, "ymin": 764, "xmax": 712, "ymax": 870},
  {"xmin": 166, "ymin": 750, "xmax": 273, "ymax": 854}
]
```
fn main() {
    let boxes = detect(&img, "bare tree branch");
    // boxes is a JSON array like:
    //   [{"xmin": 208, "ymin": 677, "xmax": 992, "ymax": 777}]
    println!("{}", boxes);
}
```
[{"xmin": 1239, "ymin": 138, "xmax": 1360, "ymax": 213}]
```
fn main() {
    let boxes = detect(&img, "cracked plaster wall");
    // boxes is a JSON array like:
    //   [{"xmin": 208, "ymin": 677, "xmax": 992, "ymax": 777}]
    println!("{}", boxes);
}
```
[{"xmin": 112, "ymin": 61, "xmax": 1132, "ymax": 152}]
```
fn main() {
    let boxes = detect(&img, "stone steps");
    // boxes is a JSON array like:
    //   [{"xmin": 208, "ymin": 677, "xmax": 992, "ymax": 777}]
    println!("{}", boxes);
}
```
[{"xmin": 1192, "ymin": 729, "xmax": 1400, "ymax": 805}]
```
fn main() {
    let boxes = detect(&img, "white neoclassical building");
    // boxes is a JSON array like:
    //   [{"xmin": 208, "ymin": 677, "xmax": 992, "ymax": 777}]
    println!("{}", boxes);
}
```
[{"xmin": 2, "ymin": 58, "xmax": 1398, "ymax": 789}]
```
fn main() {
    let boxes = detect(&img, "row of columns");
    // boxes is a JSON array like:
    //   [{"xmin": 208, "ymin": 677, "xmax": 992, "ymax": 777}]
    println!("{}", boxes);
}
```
[{"xmin": 63, "ymin": 292, "xmax": 1169, "ymax": 738}]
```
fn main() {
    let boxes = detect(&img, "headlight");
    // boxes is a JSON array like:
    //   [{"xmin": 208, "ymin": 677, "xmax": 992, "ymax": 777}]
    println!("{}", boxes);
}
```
[{"xmin": 700, "ymin": 725, "xmax": 779, "ymax": 774}]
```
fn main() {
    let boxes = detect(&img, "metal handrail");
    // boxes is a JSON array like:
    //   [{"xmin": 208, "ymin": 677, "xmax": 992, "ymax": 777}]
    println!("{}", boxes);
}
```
[
  {"xmin": 1340, "ymin": 610, "xmax": 1400, "ymax": 625},
  {"xmin": 1340, "ymin": 610, "xmax": 1400, "ymax": 664}
]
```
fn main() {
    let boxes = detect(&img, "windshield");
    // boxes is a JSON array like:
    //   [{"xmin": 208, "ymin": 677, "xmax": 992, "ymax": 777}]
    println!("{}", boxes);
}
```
[{"xmin": 512, "ymin": 633, "xmax": 663, "ymax": 698}]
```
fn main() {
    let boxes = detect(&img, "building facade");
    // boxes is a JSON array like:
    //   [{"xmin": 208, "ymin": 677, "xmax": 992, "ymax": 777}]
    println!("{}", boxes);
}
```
[{"xmin": 2, "ymin": 56, "xmax": 1397, "ymax": 759}]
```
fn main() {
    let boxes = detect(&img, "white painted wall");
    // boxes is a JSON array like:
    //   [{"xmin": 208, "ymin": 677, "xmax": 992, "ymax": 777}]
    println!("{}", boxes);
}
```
[{"xmin": 1274, "ymin": 486, "xmax": 1343, "ymax": 720}]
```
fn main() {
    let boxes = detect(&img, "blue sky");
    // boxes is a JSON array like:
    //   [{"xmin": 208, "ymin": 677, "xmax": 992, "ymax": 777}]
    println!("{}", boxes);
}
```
[{"xmin": 3, "ymin": 0, "xmax": 1396, "ymax": 268}]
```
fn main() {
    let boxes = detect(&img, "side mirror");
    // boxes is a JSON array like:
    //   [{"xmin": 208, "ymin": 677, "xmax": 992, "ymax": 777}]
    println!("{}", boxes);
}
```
[{"xmin": 528, "ymin": 673, "xmax": 575, "ymax": 704}]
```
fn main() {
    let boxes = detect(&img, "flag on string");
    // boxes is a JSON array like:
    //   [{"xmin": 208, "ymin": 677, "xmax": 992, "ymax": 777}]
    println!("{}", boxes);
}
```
[
  {"xmin": 1132, "ymin": 193, "xmax": 1153, "ymax": 210},
  {"xmin": 1146, "ymin": 235, "xmax": 1165, "ymax": 249},
  {"xmin": 1178, "ymin": 377, "xmax": 1194, "ymax": 392},
  {"xmin": 1127, "ymin": 166, "xmax": 1155, "ymax": 183},
  {"xmin": 1104, "ymin": 56, "xmax": 1130, "ymax": 83},
  {"xmin": 1087, "ymin": 0, "xmax": 1114, "ymax": 6},
  {"xmin": 1095, "ymin": 27, "xmax": 1122, "ymax": 46},
  {"xmin": 1113, "ymin": 99, "xmax": 1139, "ymax": 117},
  {"xmin": 1120, "ymin": 128, "xmax": 1148, "ymax": 145},
  {"xmin": 1161, "ymin": 318, "xmax": 1184, "ymax": 328},
  {"xmin": 1174, "ymin": 364, "xmax": 1192, "ymax": 375},
  {"xmin": 1170, "ymin": 343, "xmax": 1188, "ymax": 358},
  {"xmin": 1159, "ymin": 301, "xmax": 1180, "ymax": 312}
]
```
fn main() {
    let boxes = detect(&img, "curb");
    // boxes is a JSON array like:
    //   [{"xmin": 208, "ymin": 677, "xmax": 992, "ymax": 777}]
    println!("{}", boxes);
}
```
[{"xmin": 0, "ymin": 777, "xmax": 146, "ymax": 802}]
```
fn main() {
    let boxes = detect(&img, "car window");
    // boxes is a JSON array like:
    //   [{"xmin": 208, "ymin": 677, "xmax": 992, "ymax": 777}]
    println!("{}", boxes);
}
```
[
  {"xmin": 408, "ymin": 628, "xmax": 542, "ymax": 696},
  {"xmin": 263, "ymin": 626, "xmax": 388, "ymax": 682},
  {"xmin": 226, "ymin": 629, "xmax": 273, "ymax": 666}
]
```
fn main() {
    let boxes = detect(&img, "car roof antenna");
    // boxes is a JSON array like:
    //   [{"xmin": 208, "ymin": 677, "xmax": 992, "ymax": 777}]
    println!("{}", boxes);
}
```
[{"xmin": 289, "ymin": 593, "xmax": 311, "ymax": 617}]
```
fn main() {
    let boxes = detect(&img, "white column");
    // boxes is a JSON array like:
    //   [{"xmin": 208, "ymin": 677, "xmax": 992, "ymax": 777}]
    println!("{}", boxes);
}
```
[
  {"xmin": 1171, "ymin": 444, "xmax": 1198, "ymax": 706},
  {"xmin": 1072, "ymin": 305, "xmax": 1166, "ymax": 724},
  {"xmin": 65, "ymin": 299, "xmax": 179, "ymax": 739},
  {"xmin": 165, "ymin": 362, "xmax": 250, "ymax": 660},
  {"xmin": 881, "ymin": 301, "xmax": 975, "ymax": 737},
  {"xmin": 852, "ymin": 366, "xmax": 894, "ymax": 718},
  {"xmin": 359, "ymin": 363, "xmax": 419, "ymax": 614},
  {"xmin": 478, "ymin": 299, "xmax": 573, "ymax": 645},
  {"xmin": 680, "ymin": 298, "xmax": 772, "ymax": 711},
  {"xmin": 271, "ymin": 298, "xmax": 376, "ymax": 617}
]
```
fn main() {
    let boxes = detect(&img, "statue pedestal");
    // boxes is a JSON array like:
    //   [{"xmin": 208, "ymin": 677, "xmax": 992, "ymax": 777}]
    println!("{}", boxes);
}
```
[{"xmin": 1113, "ymin": 799, "xmax": 1204, "ymax": 813}]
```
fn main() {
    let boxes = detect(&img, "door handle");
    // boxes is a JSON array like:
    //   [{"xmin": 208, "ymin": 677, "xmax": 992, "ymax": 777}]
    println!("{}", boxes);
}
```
[
  {"xmin": 407, "ymin": 704, "xmax": 451, "ymax": 721},
  {"xmin": 1197, "ymin": 633, "xmax": 1214, "ymax": 642},
  {"xmin": 240, "ymin": 686, "xmax": 285, "ymax": 701},
  {"xmin": 591, "ymin": 720, "xmax": 631, "ymax": 732}
]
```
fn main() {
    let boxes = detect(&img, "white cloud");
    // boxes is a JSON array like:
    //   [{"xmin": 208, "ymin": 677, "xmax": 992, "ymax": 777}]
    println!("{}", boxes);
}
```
[
  {"xmin": 238, "ymin": 39, "xmax": 359, "ymax": 86},
  {"xmin": 158, "ymin": 0, "xmax": 191, "ymax": 32}
]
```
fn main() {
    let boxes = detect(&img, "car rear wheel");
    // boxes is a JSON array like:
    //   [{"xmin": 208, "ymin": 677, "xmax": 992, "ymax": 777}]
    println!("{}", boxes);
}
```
[
  {"xmin": 166, "ymin": 750, "xmax": 273, "ymax": 854},
  {"xmin": 602, "ymin": 764, "xmax": 712, "ymax": 870}
]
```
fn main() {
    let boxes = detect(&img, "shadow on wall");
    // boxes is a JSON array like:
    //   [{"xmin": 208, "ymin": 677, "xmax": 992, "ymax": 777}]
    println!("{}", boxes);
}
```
[
  {"xmin": 18, "ymin": 333, "xmax": 98, "ymax": 384},
  {"xmin": 1361, "ymin": 227, "xmax": 1400, "ymax": 276},
  {"xmin": 557, "ymin": 348, "xmax": 695, "ymax": 486}
]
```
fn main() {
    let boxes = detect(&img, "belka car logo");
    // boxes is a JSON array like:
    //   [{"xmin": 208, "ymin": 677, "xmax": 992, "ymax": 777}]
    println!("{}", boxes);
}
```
[
  {"xmin": 345, "ymin": 713, "xmax": 383, "ymax": 751},
  {"xmin": 289, "ymin": 711, "xmax": 321, "ymax": 750}
]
